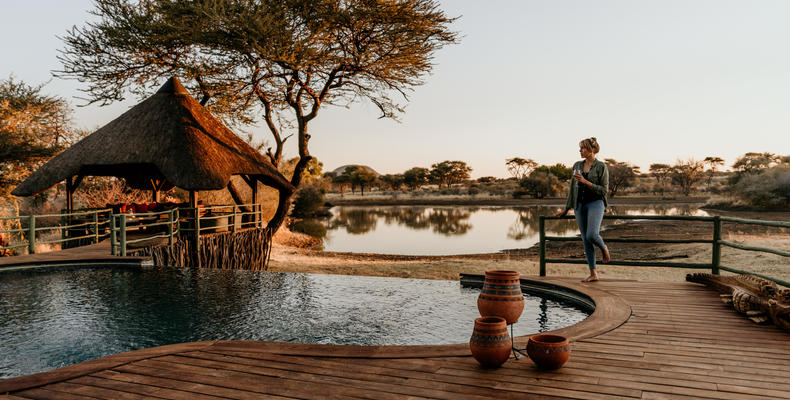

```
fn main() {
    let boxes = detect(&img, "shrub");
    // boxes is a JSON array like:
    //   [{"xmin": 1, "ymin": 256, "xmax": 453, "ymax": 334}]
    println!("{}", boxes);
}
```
[
  {"xmin": 731, "ymin": 167, "xmax": 790, "ymax": 209},
  {"xmin": 291, "ymin": 185, "xmax": 326, "ymax": 217},
  {"xmin": 289, "ymin": 219, "xmax": 327, "ymax": 238},
  {"xmin": 518, "ymin": 172, "xmax": 561, "ymax": 198}
]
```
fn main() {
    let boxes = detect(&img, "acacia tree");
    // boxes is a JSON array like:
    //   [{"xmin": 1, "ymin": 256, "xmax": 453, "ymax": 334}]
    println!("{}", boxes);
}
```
[
  {"xmin": 671, "ymin": 159, "xmax": 705, "ymax": 196},
  {"xmin": 0, "ymin": 77, "xmax": 80, "ymax": 200},
  {"xmin": 649, "ymin": 163, "xmax": 672, "ymax": 197},
  {"xmin": 350, "ymin": 168, "xmax": 378, "ymax": 195},
  {"xmin": 56, "ymin": 0, "xmax": 458, "ymax": 232},
  {"xmin": 402, "ymin": 167, "xmax": 430, "ymax": 191},
  {"xmin": 732, "ymin": 152, "xmax": 779, "ymax": 174},
  {"xmin": 379, "ymin": 174, "xmax": 404, "ymax": 191},
  {"xmin": 505, "ymin": 157, "xmax": 537, "ymax": 180},
  {"xmin": 604, "ymin": 159, "xmax": 639, "ymax": 197},
  {"xmin": 430, "ymin": 160, "xmax": 472, "ymax": 188},
  {"xmin": 703, "ymin": 156, "xmax": 724, "ymax": 189}
]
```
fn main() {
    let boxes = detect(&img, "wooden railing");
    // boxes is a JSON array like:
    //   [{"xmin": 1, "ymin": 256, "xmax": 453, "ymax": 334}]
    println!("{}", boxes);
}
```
[
  {"xmin": 2, "ymin": 203, "xmax": 266, "ymax": 258},
  {"xmin": 539, "ymin": 215, "xmax": 790, "ymax": 287},
  {"xmin": 0, "ymin": 209, "xmax": 112, "ymax": 255}
]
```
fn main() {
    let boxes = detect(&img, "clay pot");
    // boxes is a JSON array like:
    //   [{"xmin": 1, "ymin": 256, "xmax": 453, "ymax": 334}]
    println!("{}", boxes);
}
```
[
  {"xmin": 526, "ymin": 334, "xmax": 570, "ymax": 370},
  {"xmin": 469, "ymin": 316, "xmax": 511, "ymax": 368},
  {"xmin": 477, "ymin": 270, "xmax": 524, "ymax": 324}
]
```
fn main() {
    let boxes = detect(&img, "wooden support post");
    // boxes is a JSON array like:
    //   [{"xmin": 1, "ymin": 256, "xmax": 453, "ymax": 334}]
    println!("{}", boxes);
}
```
[
  {"xmin": 151, "ymin": 179, "xmax": 162, "ymax": 203},
  {"xmin": 65, "ymin": 179, "xmax": 74, "ymax": 212},
  {"xmin": 110, "ymin": 215, "xmax": 117, "ymax": 255},
  {"xmin": 119, "ymin": 214, "xmax": 127, "ymax": 257},
  {"xmin": 93, "ymin": 211, "xmax": 99, "ymax": 244},
  {"xmin": 539, "ymin": 216, "xmax": 547, "ymax": 277},
  {"xmin": 189, "ymin": 190, "xmax": 201, "ymax": 267},
  {"xmin": 712, "ymin": 216, "xmax": 722, "ymax": 275},
  {"xmin": 167, "ymin": 209, "xmax": 174, "ymax": 246},
  {"xmin": 252, "ymin": 184, "xmax": 259, "ymax": 227},
  {"xmin": 232, "ymin": 206, "xmax": 237, "ymax": 233},
  {"xmin": 28, "ymin": 215, "xmax": 36, "ymax": 255}
]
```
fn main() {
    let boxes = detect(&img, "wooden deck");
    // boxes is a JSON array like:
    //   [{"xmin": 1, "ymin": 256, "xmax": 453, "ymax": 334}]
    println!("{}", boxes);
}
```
[
  {"xmin": 0, "ymin": 241, "xmax": 147, "ymax": 270},
  {"xmin": 2, "ymin": 276, "xmax": 789, "ymax": 399}
]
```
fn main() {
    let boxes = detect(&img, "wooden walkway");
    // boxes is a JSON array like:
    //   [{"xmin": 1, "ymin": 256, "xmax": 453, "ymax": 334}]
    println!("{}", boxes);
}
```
[{"xmin": 2, "ymin": 278, "xmax": 790, "ymax": 399}]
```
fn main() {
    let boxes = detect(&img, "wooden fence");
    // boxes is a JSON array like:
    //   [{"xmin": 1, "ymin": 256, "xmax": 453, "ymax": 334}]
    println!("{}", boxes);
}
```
[{"xmin": 539, "ymin": 215, "xmax": 790, "ymax": 287}]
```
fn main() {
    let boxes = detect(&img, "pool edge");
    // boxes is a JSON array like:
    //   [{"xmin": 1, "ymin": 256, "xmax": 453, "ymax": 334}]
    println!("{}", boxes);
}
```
[{"xmin": 0, "ymin": 275, "xmax": 630, "ymax": 393}]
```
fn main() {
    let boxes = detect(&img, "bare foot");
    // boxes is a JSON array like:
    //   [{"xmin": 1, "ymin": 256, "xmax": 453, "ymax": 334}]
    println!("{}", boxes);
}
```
[
  {"xmin": 581, "ymin": 275, "xmax": 599, "ymax": 282},
  {"xmin": 601, "ymin": 248, "xmax": 611, "ymax": 264}
]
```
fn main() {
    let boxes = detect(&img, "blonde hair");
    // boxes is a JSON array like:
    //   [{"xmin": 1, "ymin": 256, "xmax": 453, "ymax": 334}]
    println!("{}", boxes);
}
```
[{"xmin": 579, "ymin": 137, "xmax": 600, "ymax": 154}]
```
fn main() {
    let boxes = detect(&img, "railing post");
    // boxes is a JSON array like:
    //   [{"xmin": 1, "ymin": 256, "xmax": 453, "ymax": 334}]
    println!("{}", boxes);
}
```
[
  {"xmin": 712, "ymin": 216, "xmax": 721, "ymax": 275},
  {"xmin": 93, "ymin": 211, "xmax": 99, "ymax": 244},
  {"xmin": 167, "ymin": 209, "xmax": 174, "ymax": 246},
  {"xmin": 194, "ymin": 207, "xmax": 201, "ymax": 250},
  {"xmin": 28, "ymin": 215, "xmax": 36, "ymax": 255},
  {"xmin": 120, "ymin": 214, "xmax": 127, "ymax": 257},
  {"xmin": 110, "ymin": 215, "xmax": 117, "ymax": 255},
  {"xmin": 232, "ymin": 206, "xmax": 237, "ymax": 233},
  {"xmin": 539, "ymin": 216, "xmax": 546, "ymax": 277}
]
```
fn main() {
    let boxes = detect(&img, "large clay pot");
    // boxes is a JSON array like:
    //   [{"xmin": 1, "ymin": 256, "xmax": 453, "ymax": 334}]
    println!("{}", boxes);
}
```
[
  {"xmin": 526, "ymin": 334, "xmax": 570, "ymax": 370},
  {"xmin": 477, "ymin": 270, "xmax": 524, "ymax": 324},
  {"xmin": 469, "ymin": 316, "xmax": 511, "ymax": 368}
]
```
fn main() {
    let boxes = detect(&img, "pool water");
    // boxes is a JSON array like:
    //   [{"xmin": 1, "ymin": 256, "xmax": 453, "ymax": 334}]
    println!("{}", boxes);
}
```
[{"xmin": 0, "ymin": 267, "xmax": 588, "ymax": 378}]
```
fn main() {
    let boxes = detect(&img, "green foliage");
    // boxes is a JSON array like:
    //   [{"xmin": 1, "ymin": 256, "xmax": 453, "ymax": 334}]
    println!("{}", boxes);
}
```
[
  {"xmin": 732, "ymin": 152, "xmax": 779, "ymax": 173},
  {"xmin": 350, "ymin": 168, "xmax": 378, "ymax": 195},
  {"xmin": 430, "ymin": 160, "xmax": 472, "ymax": 188},
  {"xmin": 0, "ymin": 77, "xmax": 80, "ymax": 199},
  {"xmin": 518, "ymin": 171, "xmax": 560, "ymax": 199},
  {"xmin": 476, "ymin": 176, "xmax": 497, "ymax": 183},
  {"xmin": 291, "ymin": 185, "xmax": 326, "ymax": 218},
  {"xmin": 505, "ymin": 157, "xmax": 537, "ymax": 180},
  {"xmin": 403, "ymin": 167, "xmax": 431, "ymax": 190},
  {"xmin": 670, "ymin": 159, "xmax": 705, "ymax": 196},
  {"xmin": 534, "ymin": 163, "xmax": 572, "ymax": 182},
  {"xmin": 280, "ymin": 157, "xmax": 324, "ymax": 184},
  {"xmin": 605, "ymin": 159, "xmax": 640, "ymax": 197},
  {"xmin": 379, "ymin": 174, "xmax": 405, "ymax": 191},
  {"xmin": 731, "ymin": 166, "xmax": 790, "ymax": 208}
]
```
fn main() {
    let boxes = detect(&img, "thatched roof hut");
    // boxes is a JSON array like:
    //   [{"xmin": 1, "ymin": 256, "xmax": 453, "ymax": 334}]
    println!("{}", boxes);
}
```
[{"xmin": 12, "ymin": 77, "xmax": 293, "ymax": 204}]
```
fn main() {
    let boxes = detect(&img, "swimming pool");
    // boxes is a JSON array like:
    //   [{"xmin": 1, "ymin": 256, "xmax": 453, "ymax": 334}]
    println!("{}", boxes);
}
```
[{"xmin": 0, "ymin": 267, "xmax": 589, "ymax": 378}]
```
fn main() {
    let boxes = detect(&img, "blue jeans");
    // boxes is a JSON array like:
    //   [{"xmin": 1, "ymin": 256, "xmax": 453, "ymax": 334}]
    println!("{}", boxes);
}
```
[{"xmin": 574, "ymin": 200, "xmax": 607, "ymax": 270}]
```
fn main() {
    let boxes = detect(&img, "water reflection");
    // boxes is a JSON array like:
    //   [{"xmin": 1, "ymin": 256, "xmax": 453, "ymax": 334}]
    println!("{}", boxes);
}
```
[
  {"xmin": 328, "ymin": 207, "xmax": 473, "ymax": 236},
  {"xmin": 305, "ymin": 204, "xmax": 710, "ymax": 255}
]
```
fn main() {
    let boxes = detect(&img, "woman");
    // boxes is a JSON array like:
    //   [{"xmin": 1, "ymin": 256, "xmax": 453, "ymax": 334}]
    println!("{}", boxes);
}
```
[{"xmin": 557, "ymin": 137, "xmax": 611, "ymax": 282}]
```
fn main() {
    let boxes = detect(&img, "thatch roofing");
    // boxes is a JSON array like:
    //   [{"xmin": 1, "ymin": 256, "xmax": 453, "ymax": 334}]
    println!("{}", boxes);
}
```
[{"xmin": 13, "ymin": 77, "xmax": 293, "ymax": 196}]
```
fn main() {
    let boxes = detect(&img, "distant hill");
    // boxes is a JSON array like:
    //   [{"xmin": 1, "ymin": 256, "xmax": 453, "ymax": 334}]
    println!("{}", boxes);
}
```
[{"xmin": 331, "ymin": 164, "xmax": 380, "ymax": 176}]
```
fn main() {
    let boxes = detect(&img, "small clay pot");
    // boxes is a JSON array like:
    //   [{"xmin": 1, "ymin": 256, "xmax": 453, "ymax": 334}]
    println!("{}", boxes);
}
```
[
  {"xmin": 526, "ymin": 334, "xmax": 570, "ymax": 370},
  {"xmin": 477, "ymin": 270, "xmax": 524, "ymax": 324},
  {"xmin": 469, "ymin": 316, "xmax": 511, "ymax": 368}
]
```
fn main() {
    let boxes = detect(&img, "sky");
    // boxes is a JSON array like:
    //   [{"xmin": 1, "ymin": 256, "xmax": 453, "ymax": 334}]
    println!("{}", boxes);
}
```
[{"xmin": 2, "ymin": 0, "xmax": 789, "ymax": 178}]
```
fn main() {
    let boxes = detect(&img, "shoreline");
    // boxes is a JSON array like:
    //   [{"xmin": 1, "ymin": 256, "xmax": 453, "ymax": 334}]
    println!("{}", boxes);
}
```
[
  {"xmin": 271, "ymin": 198, "xmax": 790, "ymax": 284},
  {"xmin": 325, "ymin": 194, "xmax": 709, "ymax": 207}
]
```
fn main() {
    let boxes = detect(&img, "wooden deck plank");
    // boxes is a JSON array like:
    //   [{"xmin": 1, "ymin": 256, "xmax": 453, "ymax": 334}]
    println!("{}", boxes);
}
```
[
  {"xmin": 3, "ymin": 278, "xmax": 790, "ymax": 399},
  {"xmin": 144, "ymin": 355, "xmax": 494, "ymax": 400},
  {"xmin": 68, "ymin": 375, "xmax": 229, "ymax": 400},
  {"xmin": 112, "ymin": 363, "xmax": 367, "ymax": 400},
  {"xmin": 89, "ymin": 370, "xmax": 294, "ymax": 400},
  {"xmin": 8, "ymin": 388, "xmax": 101, "ymax": 400}
]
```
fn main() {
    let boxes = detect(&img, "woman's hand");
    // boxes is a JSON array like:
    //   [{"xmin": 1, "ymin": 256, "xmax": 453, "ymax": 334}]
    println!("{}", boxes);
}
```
[
  {"xmin": 556, "ymin": 208, "xmax": 568, "ymax": 217},
  {"xmin": 573, "ymin": 172, "xmax": 591, "ymax": 187}
]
